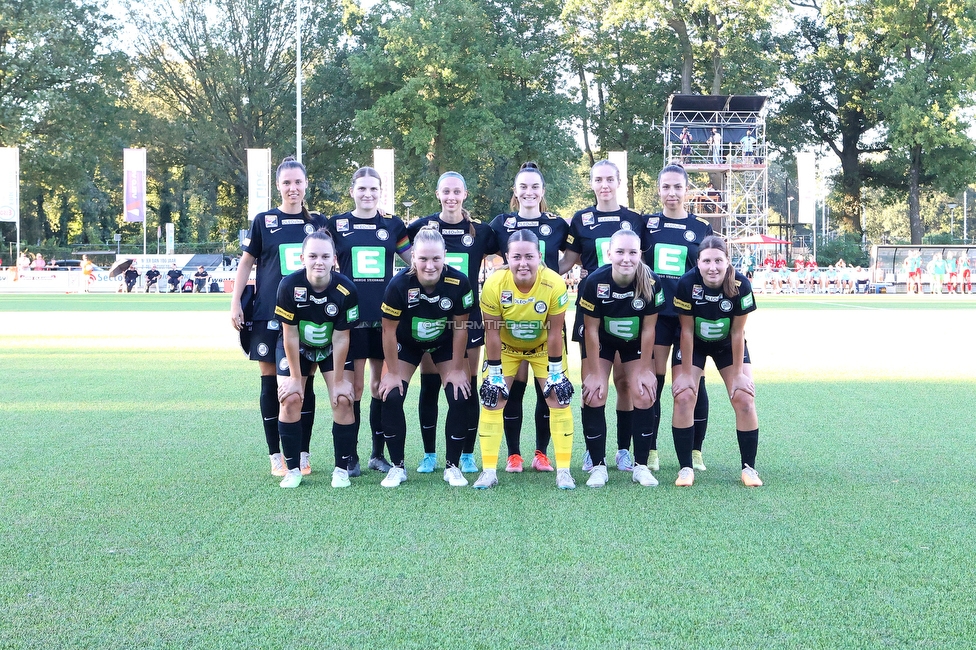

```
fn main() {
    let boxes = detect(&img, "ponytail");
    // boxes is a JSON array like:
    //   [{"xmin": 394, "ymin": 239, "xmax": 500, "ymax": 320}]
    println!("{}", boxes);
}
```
[{"xmin": 510, "ymin": 161, "xmax": 548, "ymax": 213}]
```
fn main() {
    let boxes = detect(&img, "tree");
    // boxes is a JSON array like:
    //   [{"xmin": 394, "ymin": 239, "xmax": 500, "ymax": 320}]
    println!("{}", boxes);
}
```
[
  {"xmin": 0, "ymin": 0, "xmax": 134, "ymax": 247},
  {"xmin": 874, "ymin": 0, "xmax": 976, "ymax": 244},
  {"xmin": 126, "ymin": 0, "xmax": 347, "ymax": 235},
  {"xmin": 349, "ymin": 0, "xmax": 577, "ymax": 219}
]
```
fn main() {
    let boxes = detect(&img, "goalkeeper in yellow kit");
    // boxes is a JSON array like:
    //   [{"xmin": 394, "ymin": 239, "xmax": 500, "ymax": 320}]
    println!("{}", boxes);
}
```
[{"xmin": 475, "ymin": 229, "xmax": 576, "ymax": 489}]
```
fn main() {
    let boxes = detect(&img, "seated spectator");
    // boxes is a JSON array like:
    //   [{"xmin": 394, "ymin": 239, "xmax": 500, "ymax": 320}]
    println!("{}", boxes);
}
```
[
  {"xmin": 145, "ymin": 265, "xmax": 161, "ymax": 293},
  {"xmin": 193, "ymin": 265, "xmax": 209, "ymax": 293},
  {"xmin": 167, "ymin": 264, "xmax": 183, "ymax": 293},
  {"xmin": 124, "ymin": 264, "xmax": 140, "ymax": 293}
]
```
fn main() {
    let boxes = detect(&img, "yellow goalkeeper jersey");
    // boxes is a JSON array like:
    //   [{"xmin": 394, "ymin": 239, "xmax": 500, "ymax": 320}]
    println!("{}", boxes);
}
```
[{"xmin": 480, "ymin": 267, "xmax": 569, "ymax": 351}]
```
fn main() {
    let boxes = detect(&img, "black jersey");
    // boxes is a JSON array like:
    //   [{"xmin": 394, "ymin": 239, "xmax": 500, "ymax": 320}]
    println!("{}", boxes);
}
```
[
  {"xmin": 406, "ymin": 213, "xmax": 498, "ymax": 300},
  {"xmin": 673, "ymin": 269, "xmax": 756, "ymax": 345},
  {"xmin": 577, "ymin": 264, "xmax": 665, "ymax": 343},
  {"xmin": 145, "ymin": 269, "xmax": 160, "ymax": 283},
  {"xmin": 274, "ymin": 270, "xmax": 360, "ymax": 359},
  {"xmin": 488, "ymin": 212, "xmax": 570, "ymax": 271},
  {"xmin": 327, "ymin": 211, "xmax": 411, "ymax": 326},
  {"xmin": 242, "ymin": 208, "xmax": 328, "ymax": 320},
  {"xmin": 566, "ymin": 206, "xmax": 647, "ymax": 274},
  {"xmin": 643, "ymin": 212, "xmax": 714, "ymax": 318},
  {"xmin": 380, "ymin": 265, "xmax": 474, "ymax": 351}
]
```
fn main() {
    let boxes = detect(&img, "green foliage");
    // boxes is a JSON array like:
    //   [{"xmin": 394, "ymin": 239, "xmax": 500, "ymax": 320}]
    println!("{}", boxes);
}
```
[{"xmin": 816, "ymin": 232, "xmax": 868, "ymax": 267}]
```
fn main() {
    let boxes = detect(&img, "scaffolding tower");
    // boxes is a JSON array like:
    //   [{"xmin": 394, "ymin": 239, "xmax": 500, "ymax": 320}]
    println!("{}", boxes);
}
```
[{"xmin": 663, "ymin": 95, "xmax": 769, "ymax": 250}]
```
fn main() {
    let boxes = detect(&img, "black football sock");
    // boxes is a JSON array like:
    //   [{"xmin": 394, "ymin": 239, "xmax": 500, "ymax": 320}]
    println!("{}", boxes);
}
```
[
  {"xmin": 418, "ymin": 373, "xmax": 440, "ymax": 454},
  {"xmin": 737, "ymin": 428, "xmax": 759, "ymax": 469},
  {"xmin": 300, "ymin": 375, "xmax": 315, "ymax": 453},
  {"xmin": 260, "ymin": 375, "xmax": 280, "ymax": 454},
  {"xmin": 534, "ymin": 381, "xmax": 551, "ymax": 453},
  {"xmin": 693, "ymin": 377, "xmax": 708, "ymax": 452},
  {"xmin": 582, "ymin": 404, "xmax": 607, "ymax": 466}
]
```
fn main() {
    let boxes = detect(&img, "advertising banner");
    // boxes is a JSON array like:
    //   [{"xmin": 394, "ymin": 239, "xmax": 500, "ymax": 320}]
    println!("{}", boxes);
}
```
[{"xmin": 123, "ymin": 148, "xmax": 147, "ymax": 223}]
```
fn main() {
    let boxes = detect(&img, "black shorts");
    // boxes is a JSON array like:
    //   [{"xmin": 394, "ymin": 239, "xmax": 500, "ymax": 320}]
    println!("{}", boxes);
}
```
[
  {"xmin": 466, "ymin": 307, "xmax": 485, "ymax": 350},
  {"xmin": 350, "ymin": 327, "xmax": 384, "ymax": 361},
  {"xmin": 654, "ymin": 314, "xmax": 681, "ymax": 348},
  {"xmin": 595, "ymin": 336, "xmax": 642, "ymax": 363},
  {"xmin": 248, "ymin": 319, "xmax": 282, "ymax": 362},
  {"xmin": 673, "ymin": 340, "xmax": 751, "ymax": 371},
  {"xmin": 397, "ymin": 338, "xmax": 456, "ymax": 367},
  {"xmin": 275, "ymin": 339, "xmax": 350, "ymax": 376}
]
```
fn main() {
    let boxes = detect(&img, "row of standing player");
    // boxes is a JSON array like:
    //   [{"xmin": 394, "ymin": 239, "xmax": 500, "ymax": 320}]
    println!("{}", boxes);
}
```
[{"xmin": 229, "ymin": 158, "xmax": 762, "ymax": 489}]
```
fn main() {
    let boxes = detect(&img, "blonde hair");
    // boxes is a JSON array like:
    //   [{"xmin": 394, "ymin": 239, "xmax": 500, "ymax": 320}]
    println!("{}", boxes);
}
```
[
  {"xmin": 609, "ymin": 229, "xmax": 656, "ymax": 303},
  {"xmin": 408, "ymin": 227, "xmax": 446, "ymax": 276}
]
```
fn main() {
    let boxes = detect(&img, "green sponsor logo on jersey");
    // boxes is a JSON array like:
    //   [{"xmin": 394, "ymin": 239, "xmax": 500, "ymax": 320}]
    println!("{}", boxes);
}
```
[
  {"xmin": 507, "ymin": 320, "xmax": 544, "ymax": 341},
  {"xmin": 462, "ymin": 291, "xmax": 473, "ymax": 309},
  {"xmin": 741, "ymin": 293, "xmax": 754, "ymax": 310},
  {"xmin": 445, "ymin": 252, "xmax": 469, "ymax": 274},
  {"xmin": 347, "ymin": 305, "xmax": 359, "ymax": 322},
  {"xmin": 351, "ymin": 246, "xmax": 386, "ymax": 278},
  {"xmin": 413, "ymin": 317, "xmax": 447, "ymax": 342},
  {"xmin": 655, "ymin": 289, "xmax": 665, "ymax": 306},
  {"xmin": 695, "ymin": 317, "xmax": 730, "ymax": 342},
  {"xmin": 279, "ymin": 243, "xmax": 303, "ymax": 274},
  {"xmin": 557, "ymin": 291, "xmax": 569, "ymax": 307},
  {"xmin": 653, "ymin": 244, "xmax": 688, "ymax": 276},
  {"xmin": 539, "ymin": 240, "xmax": 547, "ymax": 261},
  {"xmin": 299, "ymin": 321, "xmax": 334, "ymax": 347},
  {"xmin": 604, "ymin": 316, "xmax": 640, "ymax": 341},
  {"xmin": 596, "ymin": 237, "xmax": 612, "ymax": 267}
]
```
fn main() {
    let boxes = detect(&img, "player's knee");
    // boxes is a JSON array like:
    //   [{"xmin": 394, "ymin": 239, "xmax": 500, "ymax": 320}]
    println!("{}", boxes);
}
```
[
  {"xmin": 673, "ymin": 388, "xmax": 697, "ymax": 414},
  {"xmin": 731, "ymin": 391, "xmax": 755, "ymax": 416},
  {"xmin": 280, "ymin": 393, "xmax": 303, "ymax": 420}
]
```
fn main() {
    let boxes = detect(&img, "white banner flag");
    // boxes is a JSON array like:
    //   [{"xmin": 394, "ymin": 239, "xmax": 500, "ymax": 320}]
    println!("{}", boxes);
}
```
[
  {"xmin": 796, "ymin": 151, "xmax": 816, "ymax": 225},
  {"xmin": 373, "ymin": 149, "xmax": 395, "ymax": 216},
  {"xmin": 608, "ymin": 151, "xmax": 629, "ymax": 208},
  {"xmin": 123, "ymin": 148, "xmax": 147, "ymax": 222},
  {"xmin": 247, "ymin": 149, "xmax": 272, "ymax": 222},
  {"xmin": 0, "ymin": 147, "xmax": 18, "ymax": 224}
]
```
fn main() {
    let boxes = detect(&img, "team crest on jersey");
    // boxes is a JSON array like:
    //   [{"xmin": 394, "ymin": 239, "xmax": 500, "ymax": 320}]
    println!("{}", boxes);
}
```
[
  {"xmin": 720, "ymin": 299, "xmax": 732, "ymax": 312},
  {"xmin": 294, "ymin": 288, "xmax": 307, "ymax": 302},
  {"xmin": 692, "ymin": 285, "xmax": 704, "ymax": 300},
  {"xmin": 439, "ymin": 297, "xmax": 453, "ymax": 310},
  {"xmin": 376, "ymin": 229, "xmax": 389, "ymax": 241},
  {"xmin": 326, "ymin": 303, "xmax": 338, "ymax": 316},
  {"xmin": 258, "ymin": 343, "xmax": 269, "ymax": 357},
  {"xmin": 620, "ymin": 221, "xmax": 632, "ymax": 230},
  {"xmin": 265, "ymin": 214, "xmax": 278, "ymax": 229},
  {"xmin": 267, "ymin": 320, "xmax": 280, "ymax": 331},
  {"xmin": 501, "ymin": 290, "xmax": 513, "ymax": 306},
  {"xmin": 304, "ymin": 224, "xmax": 315, "ymax": 234},
  {"xmin": 534, "ymin": 301, "xmax": 547, "ymax": 313},
  {"xmin": 462, "ymin": 234, "xmax": 474, "ymax": 247},
  {"xmin": 540, "ymin": 224, "xmax": 552, "ymax": 236},
  {"xmin": 684, "ymin": 230, "xmax": 696, "ymax": 242},
  {"xmin": 504, "ymin": 216, "xmax": 517, "ymax": 229},
  {"xmin": 596, "ymin": 283, "xmax": 610, "ymax": 299},
  {"xmin": 408, "ymin": 288, "xmax": 420, "ymax": 304},
  {"xmin": 647, "ymin": 217, "xmax": 660, "ymax": 229},
  {"xmin": 632, "ymin": 298, "xmax": 645, "ymax": 310},
  {"xmin": 582, "ymin": 212, "xmax": 594, "ymax": 226},
  {"xmin": 278, "ymin": 358, "xmax": 289, "ymax": 372},
  {"xmin": 336, "ymin": 219, "xmax": 349, "ymax": 232}
]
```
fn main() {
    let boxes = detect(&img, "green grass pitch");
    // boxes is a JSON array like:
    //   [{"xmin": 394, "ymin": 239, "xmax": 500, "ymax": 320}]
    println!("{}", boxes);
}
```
[{"xmin": 1, "ymin": 294, "xmax": 975, "ymax": 648}]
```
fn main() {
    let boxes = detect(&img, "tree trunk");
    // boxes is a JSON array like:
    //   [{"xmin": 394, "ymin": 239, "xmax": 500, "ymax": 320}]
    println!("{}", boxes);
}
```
[
  {"xmin": 836, "ymin": 132, "xmax": 863, "ymax": 235},
  {"xmin": 668, "ymin": 14, "xmax": 693, "ymax": 94},
  {"xmin": 907, "ymin": 143, "xmax": 923, "ymax": 244},
  {"xmin": 709, "ymin": 12, "xmax": 722, "ymax": 94},
  {"xmin": 576, "ymin": 61, "xmax": 594, "ymax": 166}
]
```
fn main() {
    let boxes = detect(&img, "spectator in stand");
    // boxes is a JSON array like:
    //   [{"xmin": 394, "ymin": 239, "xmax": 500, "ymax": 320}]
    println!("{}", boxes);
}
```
[
  {"xmin": 167, "ymin": 264, "xmax": 183, "ymax": 293},
  {"xmin": 822, "ymin": 265, "xmax": 838, "ymax": 293},
  {"xmin": 854, "ymin": 266, "xmax": 870, "ymax": 293},
  {"xmin": 32, "ymin": 254, "xmax": 46, "ymax": 271},
  {"xmin": 17, "ymin": 252, "xmax": 30, "ymax": 275},
  {"xmin": 930, "ymin": 252, "xmax": 947, "ymax": 294},
  {"xmin": 707, "ymin": 128, "xmax": 723, "ymax": 164},
  {"xmin": 945, "ymin": 252, "xmax": 958, "ymax": 294},
  {"xmin": 124, "ymin": 263, "xmax": 140, "ymax": 293},
  {"xmin": 679, "ymin": 127, "xmax": 693, "ymax": 164},
  {"xmin": 145, "ymin": 265, "xmax": 161, "ymax": 293},
  {"xmin": 806, "ymin": 256, "xmax": 820, "ymax": 293},
  {"xmin": 193, "ymin": 265, "xmax": 209, "ymax": 293},
  {"xmin": 793, "ymin": 255, "xmax": 805, "ymax": 292},
  {"xmin": 959, "ymin": 252, "xmax": 972, "ymax": 293},
  {"xmin": 739, "ymin": 249, "xmax": 754, "ymax": 279},
  {"xmin": 740, "ymin": 129, "xmax": 757, "ymax": 163},
  {"xmin": 835, "ymin": 259, "xmax": 851, "ymax": 294}
]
